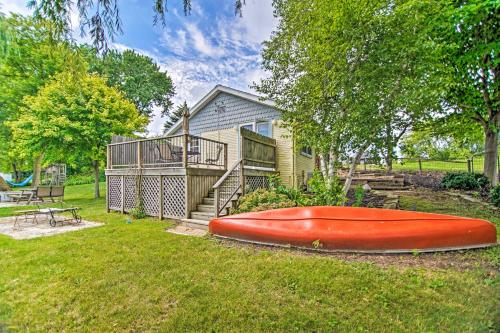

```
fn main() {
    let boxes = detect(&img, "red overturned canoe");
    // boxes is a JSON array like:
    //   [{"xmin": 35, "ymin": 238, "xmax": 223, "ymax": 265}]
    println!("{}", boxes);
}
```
[{"xmin": 209, "ymin": 206, "xmax": 497, "ymax": 253}]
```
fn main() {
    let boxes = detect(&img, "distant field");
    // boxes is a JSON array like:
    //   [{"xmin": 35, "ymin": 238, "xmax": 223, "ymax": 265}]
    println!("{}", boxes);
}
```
[{"xmin": 359, "ymin": 157, "xmax": 487, "ymax": 173}]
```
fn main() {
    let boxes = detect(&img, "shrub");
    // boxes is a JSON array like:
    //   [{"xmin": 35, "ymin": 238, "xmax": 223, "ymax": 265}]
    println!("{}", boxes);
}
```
[
  {"xmin": 491, "ymin": 185, "xmax": 500, "ymax": 207},
  {"xmin": 65, "ymin": 172, "xmax": 105, "ymax": 186},
  {"xmin": 269, "ymin": 174, "xmax": 312, "ymax": 206},
  {"xmin": 234, "ymin": 188, "xmax": 297, "ymax": 213},
  {"xmin": 130, "ymin": 199, "xmax": 146, "ymax": 219},
  {"xmin": 353, "ymin": 185, "xmax": 365, "ymax": 207},
  {"xmin": 441, "ymin": 172, "xmax": 490, "ymax": 191},
  {"xmin": 235, "ymin": 173, "xmax": 344, "ymax": 214},
  {"xmin": 307, "ymin": 171, "xmax": 345, "ymax": 206}
]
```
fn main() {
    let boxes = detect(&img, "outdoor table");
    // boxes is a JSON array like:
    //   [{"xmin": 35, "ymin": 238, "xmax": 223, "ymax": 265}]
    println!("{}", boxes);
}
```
[
  {"xmin": 13, "ymin": 207, "xmax": 81, "ymax": 229},
  {"xmin": 0, "ymin": 191, "xmax": 20, "ymax": 202},
  {"xmin": 7, "ymin": 188, "xmax": 37, "ymax": 204},
  {"xmin": 13, "ymin": 209, "xmax": 43, "ymax": 230},
  {"xmin": 38, "ymin": 207, "xmax": 82, "ymax": 227}
]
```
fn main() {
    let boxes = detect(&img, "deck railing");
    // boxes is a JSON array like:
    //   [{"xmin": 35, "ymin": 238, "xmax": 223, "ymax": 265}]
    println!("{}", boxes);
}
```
[
  {"xmin": 107, "ymin": 134, "xmax": 227, "ymax": 170},
  {"xmin": 213, "ymin": 159, "xmax": 244, "ymax": 217}
]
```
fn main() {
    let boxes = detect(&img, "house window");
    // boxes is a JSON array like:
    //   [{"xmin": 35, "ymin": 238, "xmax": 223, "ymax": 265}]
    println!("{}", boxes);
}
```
[
  {"xmin": 241, "ymin": 123, "xmax": 254, "ymax": 132},
  {"xmin": 256, "ymin": 121, "xmax": 271, "ymax": 137},
  {"xmin": 240, "ymin": 121, "xmax": 272, "ymax": 138},
  {"xmin": 300, "ymin": 146, "xmax": 313, "ymax": 158}
]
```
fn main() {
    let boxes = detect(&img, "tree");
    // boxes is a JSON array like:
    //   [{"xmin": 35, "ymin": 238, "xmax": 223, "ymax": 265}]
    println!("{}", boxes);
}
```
[
  {"xmin": 0, "ymin": 13, "xmax": 83, "ymax": 184},
  {"xmin": 377, "ymin": 1, "xmax": 447, "ymax": 172},
  {"xmin": 28, "ymin": 0, "xmax": 246, "ymax": 51},
  {"xmin": 163, "ymin": 101, "xmax": 188, "ymax": 133},
  {"xmin": 8, "ymin": 72, "xmax": 148, "ymax": 198},
  {"xmin": 257, "ymin": 0, "xmax": 439, "ymax": 194},
  {"xmin": 443, "ymin": 0, "xmax": 499, "ymax": 185},
  {"xmin": 81, "ymin": 46, "xmax": 175, "ymax": 118}
]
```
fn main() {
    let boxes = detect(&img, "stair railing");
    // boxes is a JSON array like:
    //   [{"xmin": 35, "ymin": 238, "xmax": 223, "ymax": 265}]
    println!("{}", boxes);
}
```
[{"xmin": 213, "ymin": 159, "xmax": 244, "ymax": 217}]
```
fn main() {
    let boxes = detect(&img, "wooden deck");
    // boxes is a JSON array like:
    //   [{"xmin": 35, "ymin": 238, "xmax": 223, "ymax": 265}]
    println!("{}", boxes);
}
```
[{"xmin": 105, "ymin": 130, "xmax": 277, "ymax": 221}]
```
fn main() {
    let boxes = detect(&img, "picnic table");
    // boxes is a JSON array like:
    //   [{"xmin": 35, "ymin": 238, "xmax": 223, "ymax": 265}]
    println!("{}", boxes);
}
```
[
  {"xmin": 13, "ymin": 207, "xmax": 82, "ymax": 230},
  {"xmin": 6, "ymin": 188, "xmax": 37, "ymax": 204}
]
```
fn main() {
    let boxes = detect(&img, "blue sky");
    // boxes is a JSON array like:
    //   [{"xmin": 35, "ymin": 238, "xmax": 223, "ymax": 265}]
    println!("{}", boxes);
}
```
[{"xmin": 0, "ymin": 0, "xmax": 277, "ymax": 134}]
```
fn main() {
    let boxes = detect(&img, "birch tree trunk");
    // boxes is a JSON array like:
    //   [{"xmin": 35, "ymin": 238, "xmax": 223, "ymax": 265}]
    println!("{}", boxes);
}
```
[{"xmin": 342, "ymin": 146, "xmax": 368, "ymax": 195}]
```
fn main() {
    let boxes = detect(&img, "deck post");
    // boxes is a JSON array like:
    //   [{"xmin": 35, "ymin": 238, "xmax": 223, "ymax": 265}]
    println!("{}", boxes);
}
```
[
  {"xmin": 159, "ymin": 175, "xmax": 163, "ymax": 220},
  {"xmin": 107, "ymin": 145, "xmax": 111, "ymax": 169},
  {"xmin": 120, "ymin": 175, "xmax": 125, "ymax": 213},
  {"xmin": 223, "ymin": 143, "xmax": 228, "ymax": 170},
  {"xmin": 106, "ymin": 175, "xmax": 110, "ymax": 213},
  {"xmin": 239, "ymin": 160, "xmax": 245, "ymax": 196},
  {"xmin": 137, "ymin": 141, "xmax": 142, "ymax": 168},
  {"xmin": 214, "ymin": 188, "xmax": 220, "ymax": 218},
  {"xmin": 182, "ymin": 134, "xmax": 189, "ymax": 168},
  {"xmin": 184, "ymin": 175, "xmax": 190, "ymax": 219}
]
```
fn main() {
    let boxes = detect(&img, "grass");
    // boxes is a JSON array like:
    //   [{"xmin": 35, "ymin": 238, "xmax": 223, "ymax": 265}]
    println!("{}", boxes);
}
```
[
  {"xmin": 0, "ymin": 183, "xmax": 498, "ymax": 332},
  {"xmin": 359, "ymin": 157, "xmax": 487, "ymax": 173}
]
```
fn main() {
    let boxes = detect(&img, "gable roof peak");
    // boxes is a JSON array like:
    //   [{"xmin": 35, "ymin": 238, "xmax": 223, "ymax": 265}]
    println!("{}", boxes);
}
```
[{"xmin": 165, "ymin": 84, "xmax": 275, "ymax": 135}]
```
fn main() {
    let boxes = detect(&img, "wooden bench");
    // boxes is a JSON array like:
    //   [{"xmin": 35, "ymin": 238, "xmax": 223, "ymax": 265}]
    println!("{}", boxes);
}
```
[{"xmin": 9, "ymin": 186, "xmax": 65, "ymax": 205}]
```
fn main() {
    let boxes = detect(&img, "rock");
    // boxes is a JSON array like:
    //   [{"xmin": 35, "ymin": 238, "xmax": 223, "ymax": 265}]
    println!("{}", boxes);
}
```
[
  {"xmin": 0, "ymin": 176, "xmax": 10, "ymax": 191},
  {"xmin": 362, "ymin": 183, "xmax": 371, "ymax": 191}
]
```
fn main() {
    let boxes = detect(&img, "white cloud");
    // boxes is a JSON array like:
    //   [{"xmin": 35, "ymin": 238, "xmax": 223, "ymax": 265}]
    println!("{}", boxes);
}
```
[
  {"xmin": 0, "ymin": 0, "xmax": 32, "ymax": 15},
  {"xmin": 185, "ymin": 22, "xmax": 225, "ymax": 58}
]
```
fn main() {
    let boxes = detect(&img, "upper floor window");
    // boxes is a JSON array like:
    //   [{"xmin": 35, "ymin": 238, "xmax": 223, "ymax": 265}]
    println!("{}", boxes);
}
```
[
  {"xmin": 240, "ymin": 121, "xmax": 272, "ymax": 138},
  {"xmin": 256, "ymin": 121, "xmax": 271, "ymax": 137}
]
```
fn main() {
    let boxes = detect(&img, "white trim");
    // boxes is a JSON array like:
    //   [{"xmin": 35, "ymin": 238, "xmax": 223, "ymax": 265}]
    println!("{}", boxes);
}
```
[
  {"xmin": 299, "ymin": 146, "xmax": 313, "ymax": 159},
  {"xmin": 300, "ymin": 152, "xmax": 313, "ymax": 159},
  {"xmin": 165, "ymin": 85, "xmax": 276, "ymax": 135},
  {"xmin": 243, "ymin": 165, "xmax": 276, "ymax": 172}
]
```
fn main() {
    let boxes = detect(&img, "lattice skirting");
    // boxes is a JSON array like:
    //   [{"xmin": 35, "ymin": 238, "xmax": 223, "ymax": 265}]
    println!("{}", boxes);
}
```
[
  {"xmin": 123, "ymin": 176, "xmax": 136, "ymax": 212},
  {"xmin": 163, "ymin": 176, "xmax": 185, "ymax": 218},
  {"xmin": 245, "ymin": 176, "xmax": 269, "ymax": 192},
  {"xmin": 141, "ymin": 176, "xmax": 160, "ymax": 216},
  {"xmin": 108, "ymin": 175, "xmax": 187, "ymax": 219},
  {"xmin": 108, "ymin": 176, "xmax": 122, "ymax": 210}
]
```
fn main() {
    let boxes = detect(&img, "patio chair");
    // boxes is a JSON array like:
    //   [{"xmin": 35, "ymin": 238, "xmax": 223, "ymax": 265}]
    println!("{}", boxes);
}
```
[
  {"xmin": 155, "ymin": 142, "xmax": 182, "ymax": 164},
  {"xmin": 48, "ymin": 186, "xmax": 64, "ymax": 205},
  {"xmin": 206, "ymin": 145, "xmax": 224, "ymax": 165}
]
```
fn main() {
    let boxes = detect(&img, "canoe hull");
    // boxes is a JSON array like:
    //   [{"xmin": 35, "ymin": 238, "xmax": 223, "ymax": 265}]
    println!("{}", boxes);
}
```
[{"xmin": 209, "ymin": 207, "xmax": 497, "ymax": 253}]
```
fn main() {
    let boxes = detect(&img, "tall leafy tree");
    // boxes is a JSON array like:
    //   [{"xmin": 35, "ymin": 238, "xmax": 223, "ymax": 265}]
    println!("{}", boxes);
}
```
[
  {"xmin": 8, "ymin": 72, "xmax": 148, "ymax": 198},
  {"xmin": 0, "ymin": 13, "xmax": 83, "ymax": 183},
  {"xmin": 27, "ymin": 0, "xmax": 246, "ymax": 51},
  {"xmin": 257, "ymin": 0, "xmax": 440, "ymax": 193},
  {"xmin": 163, "ymin": 101, "xmax": 188, "ymax": 133},
  {"xmin": 372, "ymin": 0, "xmax": 447, "ymax": 172},
  {"xmin": 81, "ymin": 47, "xmax": 175, "ymax": 118},
  {"xmin": 443, "ymin": 0, "xmax": 499, "ymax": 185}
]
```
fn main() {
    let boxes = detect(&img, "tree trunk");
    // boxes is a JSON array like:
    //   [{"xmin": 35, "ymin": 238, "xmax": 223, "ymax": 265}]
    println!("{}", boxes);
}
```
[
  {"xmin": 12, "ymin": 163, "xmax": 20, "ymax": 182},
  {"xmin": 385, "ymin": 151, "xmax": 393, "ymax": 173},
  {"xmin": 32, "ymin": 154, "xmax": 44, "ymax": 187},
  {"xmin": 483, "ymin": 127, "xmax": 498, "ymax": 186},
  {"xmin": 384, "ymin": 124, "xmax": 393, "ymax": 173},
  {"xmin": 342, "ymin": 146, "xmax": 367, "ymax": 195},
  {"xmin": 92, "ymin": 160, "xmax": 100, "ymax": 198}
]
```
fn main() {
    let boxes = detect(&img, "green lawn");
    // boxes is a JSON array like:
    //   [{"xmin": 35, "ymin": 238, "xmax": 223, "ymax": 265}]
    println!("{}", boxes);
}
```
[
  {"xmin": 0, "ymin": 184, "xmax": 498, "ymax": 332},
  {"xmin": 359, "ymin": 157, "xmax": 487, "ymax": 173}
]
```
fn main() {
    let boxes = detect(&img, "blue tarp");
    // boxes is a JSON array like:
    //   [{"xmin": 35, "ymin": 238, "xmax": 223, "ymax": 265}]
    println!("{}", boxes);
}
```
[{"xmin": 6, "ymin": 174, "xmax": 33, "ymax": 187}]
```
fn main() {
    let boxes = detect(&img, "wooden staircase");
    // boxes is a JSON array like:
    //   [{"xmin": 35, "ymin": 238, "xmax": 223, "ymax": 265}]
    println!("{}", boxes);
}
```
[
  {"xmin": 180, "ymin": 189, "xmax": 241, "ymax": 230},
  {"xmin": 342, "ymin": 172, "xmax": 410, "ymax": 191}
]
